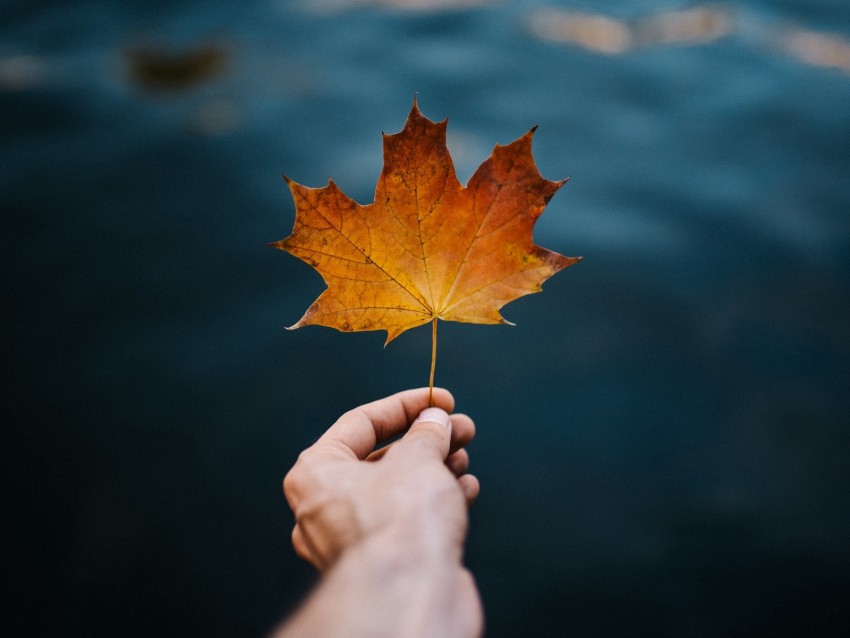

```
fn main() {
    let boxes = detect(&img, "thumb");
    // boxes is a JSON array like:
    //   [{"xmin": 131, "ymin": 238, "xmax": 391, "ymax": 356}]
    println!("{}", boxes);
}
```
[{"xmin": 395, "ymin": 407, "xmax": 452, "ymax": 461}]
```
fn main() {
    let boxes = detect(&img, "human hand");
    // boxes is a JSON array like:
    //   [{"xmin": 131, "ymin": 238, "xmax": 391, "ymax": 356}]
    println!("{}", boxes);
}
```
[
  {"xmin": 283, "ymin": 387, "xmax": 479, "ymax": 569},
  {"xmin": 279, "ymin": 387, "xmax": 482, "ymax": 637}
]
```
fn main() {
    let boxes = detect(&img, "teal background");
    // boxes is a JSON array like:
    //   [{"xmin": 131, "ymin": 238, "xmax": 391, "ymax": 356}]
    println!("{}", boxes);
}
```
[{"xmin": 4, "ymin": 1, "xmax": 849, "ymax": 635}]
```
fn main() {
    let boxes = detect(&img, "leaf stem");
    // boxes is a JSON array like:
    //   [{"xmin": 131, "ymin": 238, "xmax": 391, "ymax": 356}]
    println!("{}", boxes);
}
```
[{"xmin": 429, "ymin": 318, "xmax": 438, "ymax": 406}]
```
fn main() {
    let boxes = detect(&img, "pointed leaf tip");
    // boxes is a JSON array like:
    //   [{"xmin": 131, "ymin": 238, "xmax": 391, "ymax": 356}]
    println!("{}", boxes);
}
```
[{"xmin": 275, "ymin": 102, "xmax": 579, "ymax": 343}]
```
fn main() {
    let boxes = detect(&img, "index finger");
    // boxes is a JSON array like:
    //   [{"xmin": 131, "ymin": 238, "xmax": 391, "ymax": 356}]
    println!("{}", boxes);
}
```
[{"xmin": 316, "ymin": 387, "xmax": 455, "ymax": 459}]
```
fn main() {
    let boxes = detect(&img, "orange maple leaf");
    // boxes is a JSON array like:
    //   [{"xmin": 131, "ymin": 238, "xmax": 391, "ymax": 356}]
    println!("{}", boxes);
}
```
[{"xmin": 273, "ymin": 99, "xmax": 580, "ymax": 394}]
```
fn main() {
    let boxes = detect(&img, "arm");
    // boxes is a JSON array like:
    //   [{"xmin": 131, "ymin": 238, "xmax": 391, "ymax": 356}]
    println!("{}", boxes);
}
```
[{"xmin": 274, "ymin": 388, "xmax": 482, "ymax": 638}]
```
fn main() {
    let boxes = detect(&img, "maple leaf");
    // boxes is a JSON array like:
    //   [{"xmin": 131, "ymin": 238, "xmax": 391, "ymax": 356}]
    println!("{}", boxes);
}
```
[{"xmin": 272, "ymin": 99, "xmax": 580, "ymax": 395}]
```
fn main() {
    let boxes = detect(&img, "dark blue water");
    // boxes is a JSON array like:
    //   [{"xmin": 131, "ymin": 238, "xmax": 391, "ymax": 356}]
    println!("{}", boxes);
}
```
[{"xmin": 4, "ymin": 1, "xmax": 850, "ymax": 635}]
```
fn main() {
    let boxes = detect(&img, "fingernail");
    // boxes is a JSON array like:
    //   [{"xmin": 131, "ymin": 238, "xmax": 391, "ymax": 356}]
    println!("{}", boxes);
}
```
[{"xmin": 414, "ymin": 407, "xmax": 450, "ymax": 428}]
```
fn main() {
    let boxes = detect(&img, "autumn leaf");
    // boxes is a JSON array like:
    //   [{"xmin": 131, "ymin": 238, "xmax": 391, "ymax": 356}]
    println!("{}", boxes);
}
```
[{"xmin": 272, "ymin": 99, "xmax": 580, "ymax": 396}]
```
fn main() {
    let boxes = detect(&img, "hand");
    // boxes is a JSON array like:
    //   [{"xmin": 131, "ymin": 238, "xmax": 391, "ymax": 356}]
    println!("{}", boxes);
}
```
[{"xmin": 278, "ymin": 387, "xmax": 482, "ymax": 638}]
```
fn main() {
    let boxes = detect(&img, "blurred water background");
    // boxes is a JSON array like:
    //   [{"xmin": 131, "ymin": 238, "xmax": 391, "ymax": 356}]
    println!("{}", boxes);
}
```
[{"xmin": 4, "ymin": 0, "xmax": 850, "ymax": 635}]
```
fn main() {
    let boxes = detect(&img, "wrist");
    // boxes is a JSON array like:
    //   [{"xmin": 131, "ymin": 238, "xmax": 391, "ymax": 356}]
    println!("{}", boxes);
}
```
[
  {"xmin": 334, "ymin": 533, "xmax": 461, "ymax": 636},
  {"xmin": 363, "ymin": 512, "xmax": 464, "ymax": 565},
  {"xmin": 279, "ymin": 528, "xmax": 460, "ymax": 638}
]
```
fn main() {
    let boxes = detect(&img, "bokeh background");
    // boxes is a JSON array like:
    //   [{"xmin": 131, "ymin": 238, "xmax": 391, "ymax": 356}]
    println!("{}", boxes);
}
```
[{"xmin": 4, "ymin": 0, "xmax": 850, "ymax": 635}]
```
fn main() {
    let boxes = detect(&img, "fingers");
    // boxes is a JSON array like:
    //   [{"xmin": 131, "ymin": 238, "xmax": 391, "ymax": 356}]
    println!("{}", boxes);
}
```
[
  {"xmin": 393, "ymin": 406, "xmax": 453, "ymax": 461},
  {"xmin": 364, "ymin": 411, "xmax": 475, "ymax": 463},
  {"xmin": 448, "ymin": 413, "xmax": 475, "ymax": 455},
  {"xmin": 458, "ymin": 474, "xmax": 480, "ymax": 506},
  {"xmin": 446, "ymin": 448, "xmax": 469, "ymax": 477},
  {"xmin": 447, "ymin": 448, "xmax": 479, "ymax": 506},
  {"xmin": 317, "ymin": 388, "xmax": 455, "ymax": 460}
]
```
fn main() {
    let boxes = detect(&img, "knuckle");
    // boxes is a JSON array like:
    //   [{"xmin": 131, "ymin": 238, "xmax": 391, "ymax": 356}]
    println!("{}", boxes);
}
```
[
  {"xmin": 283, "ymin": 449, "xmax": 319, "ymax": 496},
  {"xmin": 282, "ymin": 469, "xmax": 299, "ymax": 498},
  {"xmin": 283, "ymin": 467, "xmax": 309, "ymax": 501}
]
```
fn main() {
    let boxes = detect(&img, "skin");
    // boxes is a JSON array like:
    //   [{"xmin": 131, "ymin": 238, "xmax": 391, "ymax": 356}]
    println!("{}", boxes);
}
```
[{"xmin": 274, "ymin": 387, "xmax": 483, "ymax": 638}]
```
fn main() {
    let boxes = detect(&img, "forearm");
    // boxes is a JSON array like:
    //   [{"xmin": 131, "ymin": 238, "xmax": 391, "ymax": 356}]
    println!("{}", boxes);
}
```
[
  {"xmin": 277, "ymin": 394, "xmax": 482, "ymax": 637},
  {"xmin": 276, "ymin": 533, "xmax": 459, "ymax": 638}
]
